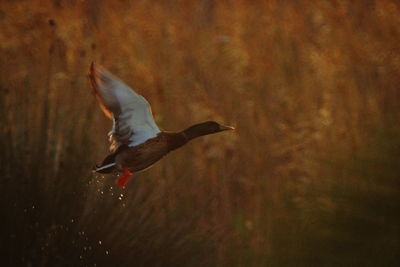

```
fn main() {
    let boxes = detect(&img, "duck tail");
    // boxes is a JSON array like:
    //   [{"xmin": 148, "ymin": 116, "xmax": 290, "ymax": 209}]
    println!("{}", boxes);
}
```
[
  {"xmin": 94, "ymin": 163, "xmax": 117, "ymax": 173},
  {"xmin": 94, "ymin": 152, "xmax": 118, "ymax": 173}
]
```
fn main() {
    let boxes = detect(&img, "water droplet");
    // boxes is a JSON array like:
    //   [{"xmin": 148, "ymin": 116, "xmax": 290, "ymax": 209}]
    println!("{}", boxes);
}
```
[
  {"xmin": 105, "ymin": 250, "xmax": 109, "ymax": 255},
  {"xmin": 98, "ymin": 240, "xmax": 102, "ymax": 245}
]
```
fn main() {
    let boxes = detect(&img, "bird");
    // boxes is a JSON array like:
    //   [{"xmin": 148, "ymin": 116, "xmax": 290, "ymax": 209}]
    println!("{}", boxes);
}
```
[{"xmin": 89, "ymin": 63, "xmax": 234, "ymax": 188}]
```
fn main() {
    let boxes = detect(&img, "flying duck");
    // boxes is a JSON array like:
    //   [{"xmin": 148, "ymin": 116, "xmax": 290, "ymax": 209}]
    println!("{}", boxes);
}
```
[{"xmin": 89, "ymin": 63, "xmax": 234, "ymax": 188}]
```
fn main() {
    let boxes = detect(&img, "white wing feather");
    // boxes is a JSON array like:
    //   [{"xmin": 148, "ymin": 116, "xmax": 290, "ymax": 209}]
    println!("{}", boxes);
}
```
[{"xmin": 89, "ymin": 63, "xmax": 161, "ymax": 152}]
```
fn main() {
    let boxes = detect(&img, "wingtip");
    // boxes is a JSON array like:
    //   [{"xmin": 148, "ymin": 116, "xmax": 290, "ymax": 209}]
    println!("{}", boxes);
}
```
[
  {"xmin": 88, "ymin": 62, "xmax": 96, "ymax": 88},
  {"xmin": 88, "ymin": 62, "xmax": 103, "ymax": 85},
  {"xmin": 89, "ymin": 61, "xmax": 96, "ymax": 76},
  {"xmin": 90, "ymin": 62, "xmax": 107, "ymax": 77},
  {"xmin": 88, "ymin": 62, "xmax": 114, "ymax": 120}
]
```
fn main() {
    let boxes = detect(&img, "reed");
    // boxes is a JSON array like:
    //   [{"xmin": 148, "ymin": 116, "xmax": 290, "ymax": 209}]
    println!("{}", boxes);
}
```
[{"xmin": 0, "ymin": 1, "xmax": 399, "ymax": 266}]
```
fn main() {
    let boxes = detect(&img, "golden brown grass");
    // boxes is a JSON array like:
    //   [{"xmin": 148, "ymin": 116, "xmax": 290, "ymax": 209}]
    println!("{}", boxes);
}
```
[{"xmin": 1, "ymin": 1, "xmax": 399, "ymax": 266}]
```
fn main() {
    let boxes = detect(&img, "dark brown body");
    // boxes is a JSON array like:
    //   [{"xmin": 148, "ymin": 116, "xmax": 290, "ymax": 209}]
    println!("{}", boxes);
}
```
[
  {"xmin": 115, "ymin": 132, "xmax": 188, "ymax": 172},
  {"xmin": 95, "ymin": 121, "xmax": 233, "ymax": 174}
]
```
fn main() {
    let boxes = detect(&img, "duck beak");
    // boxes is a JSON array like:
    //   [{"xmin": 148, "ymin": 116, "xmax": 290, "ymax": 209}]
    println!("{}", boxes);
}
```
[{"xmin": 219, "ymin": 125, "xmax": 235, "ymax": 131}]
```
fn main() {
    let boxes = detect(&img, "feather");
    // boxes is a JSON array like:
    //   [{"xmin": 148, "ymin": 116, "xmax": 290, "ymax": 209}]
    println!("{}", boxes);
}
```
[{"xmin": 89, "ymin": 63, "xmax": 161, "ymax": 152}]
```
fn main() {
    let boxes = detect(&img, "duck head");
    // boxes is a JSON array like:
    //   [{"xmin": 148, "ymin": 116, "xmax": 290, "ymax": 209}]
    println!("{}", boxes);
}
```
[{"xmin": 183, "ymin": 121, "xmax": 235, "ymax": 140}]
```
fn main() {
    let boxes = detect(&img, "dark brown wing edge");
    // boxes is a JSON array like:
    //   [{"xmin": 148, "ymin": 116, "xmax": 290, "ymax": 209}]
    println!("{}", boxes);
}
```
[{"xmin": 88, "ymin": 62, "xmax": 113, "ymax": 119}]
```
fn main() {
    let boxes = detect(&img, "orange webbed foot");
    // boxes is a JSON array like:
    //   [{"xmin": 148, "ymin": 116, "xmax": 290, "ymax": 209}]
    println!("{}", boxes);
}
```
[{"xmin": 115, "ymin": 168, "xmax": 133, "ymax": 189}]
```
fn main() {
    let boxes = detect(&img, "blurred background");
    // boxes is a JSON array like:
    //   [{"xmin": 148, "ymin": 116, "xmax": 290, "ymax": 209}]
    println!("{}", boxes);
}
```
[{"xmin": 1, "ymin": 0, "xmax": 399, "ymax": 266}]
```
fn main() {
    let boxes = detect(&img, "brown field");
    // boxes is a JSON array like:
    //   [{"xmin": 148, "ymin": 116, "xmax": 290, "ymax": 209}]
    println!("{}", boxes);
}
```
[{"xmin": 1, "ymin": 0, "xmax": 399, "ymax": 266}]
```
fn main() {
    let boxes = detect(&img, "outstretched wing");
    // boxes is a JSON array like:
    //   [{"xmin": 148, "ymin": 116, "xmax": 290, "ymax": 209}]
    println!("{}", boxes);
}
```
[{"xmin": 89, "ymin": 63, "xmax": 161, "ymax": 152}]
